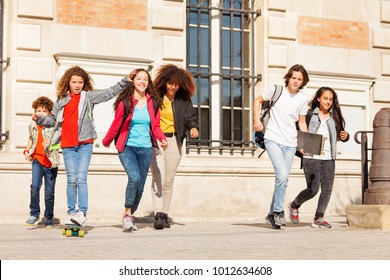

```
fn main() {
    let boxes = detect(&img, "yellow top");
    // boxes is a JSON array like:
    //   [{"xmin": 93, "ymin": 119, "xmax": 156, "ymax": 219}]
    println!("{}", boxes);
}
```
[{"xmin": 160, "ymin": 96, "xmax": 175, "ymax": 133}]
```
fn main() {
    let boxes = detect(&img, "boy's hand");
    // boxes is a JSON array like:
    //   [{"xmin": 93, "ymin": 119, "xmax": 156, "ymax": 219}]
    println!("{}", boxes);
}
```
[
  {"xmin": 253, "ymin": 118, "xmax": 263, "ymax": 132},
  {"xmin": 42, "ymin": 139, "xmax": 50, "ymax": 148}
]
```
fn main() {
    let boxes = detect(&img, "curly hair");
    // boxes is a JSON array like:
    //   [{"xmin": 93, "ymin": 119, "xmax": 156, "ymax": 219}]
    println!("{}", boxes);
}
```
[
  {"xmin": 32, "ymin": 96, "xmax": 54, "ymax": 112},
  {"xmin": 57, "ymin": 66, "xmax": 94, "ymax": 98},
  {"xmin": 284, "ymin": 64, "xmax": 310, "ymax": 89},
  {"xmin": 310, "ymin": 86, "xmax": 346, "ymax": 141},
  {"xmin": 153, "ymin": 64, "xmax": 195, "ymax": 107},
  {"xmin": 113, "ymin": 69, "xmax": 160, "ymax": 117}
]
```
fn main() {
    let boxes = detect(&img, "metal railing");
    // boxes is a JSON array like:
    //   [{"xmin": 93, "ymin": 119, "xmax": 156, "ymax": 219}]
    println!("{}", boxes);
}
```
[
  {"xmin": 185, "ymin": 137, "xmax": 256, "ymax": 155},
  {"xmin": 354, "ymin": 130, "xmax": 374, "ymax": 204}
]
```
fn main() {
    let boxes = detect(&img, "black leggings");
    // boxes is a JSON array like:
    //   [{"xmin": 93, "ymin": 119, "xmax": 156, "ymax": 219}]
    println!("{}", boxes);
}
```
[{"xmin": 293, "ymin": 158, "xmax": 335, "ymax": 218}]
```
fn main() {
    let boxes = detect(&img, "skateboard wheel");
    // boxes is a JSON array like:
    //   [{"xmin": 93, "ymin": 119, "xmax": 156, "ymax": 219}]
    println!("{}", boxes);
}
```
[
  {"xmin": 65, "ymin": 229, "xmax": 72, "ymax": 237},
  {"xmin": 62, "ymin": 228, "xmax": 66, "ymax": 235},
  {"xmin": 78, "ymin": 230, "xmax": 84, "ymax": 237}
]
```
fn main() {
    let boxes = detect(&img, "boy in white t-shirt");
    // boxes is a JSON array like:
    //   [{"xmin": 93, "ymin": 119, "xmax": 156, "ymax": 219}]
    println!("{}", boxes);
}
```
[{"xmin": 253, "ymin": 64, "xmax": 310, "ymax": 229}]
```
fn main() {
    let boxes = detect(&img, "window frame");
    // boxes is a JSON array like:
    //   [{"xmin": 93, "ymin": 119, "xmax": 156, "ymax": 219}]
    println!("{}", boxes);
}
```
[{"xmin": 186, "ymin": 0, "xmax": 261, "ymax": 155}]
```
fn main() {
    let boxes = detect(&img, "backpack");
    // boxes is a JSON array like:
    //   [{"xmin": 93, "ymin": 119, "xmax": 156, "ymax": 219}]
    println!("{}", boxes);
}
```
[
  {"xmin": 260, "ymin": 85, "xmax": 283, "ymax": 134},
  {"xmin": 253, "ymin": 85, "xmax": 283, "ymax": 157}
]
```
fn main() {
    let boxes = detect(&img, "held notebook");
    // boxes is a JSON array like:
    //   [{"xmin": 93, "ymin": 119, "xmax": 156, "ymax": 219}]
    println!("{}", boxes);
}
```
[{"xmin": 297, "ymin": 131, "xmax": 323, "ymax": 155}]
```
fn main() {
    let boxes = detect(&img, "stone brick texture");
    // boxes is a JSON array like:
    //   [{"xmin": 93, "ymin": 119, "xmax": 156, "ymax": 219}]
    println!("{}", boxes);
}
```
[
  {"xmin": 57, "ymin": 0, "xmax": 147, "ymax": 30},
  {"xmin": 298, "ymin": 16, "xmax": 369, "ymax": 50}
]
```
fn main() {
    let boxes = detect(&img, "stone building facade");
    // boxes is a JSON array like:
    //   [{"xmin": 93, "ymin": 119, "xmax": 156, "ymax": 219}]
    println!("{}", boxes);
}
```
[{"xmin": 0, "ymin": 0, "xmax": 389, "ymax": 223}]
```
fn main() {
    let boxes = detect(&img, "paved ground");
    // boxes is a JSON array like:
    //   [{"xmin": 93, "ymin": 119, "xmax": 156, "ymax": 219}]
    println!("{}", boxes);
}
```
[{"xmin": 1, "ymin": 215, "xmax": 389, "ymax": 260}]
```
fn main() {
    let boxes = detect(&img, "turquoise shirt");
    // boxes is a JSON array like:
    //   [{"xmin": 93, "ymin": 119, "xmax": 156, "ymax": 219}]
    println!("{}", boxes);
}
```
[{"xmin": 126, "ymin": 106, "xmax": 152, "ymax": 148}]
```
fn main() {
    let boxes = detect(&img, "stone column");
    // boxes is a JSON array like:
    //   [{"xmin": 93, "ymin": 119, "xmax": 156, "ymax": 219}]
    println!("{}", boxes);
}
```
[
  {"xmin": 365, "ymin": 108, "xmax": 390, "ymax": 205},
  {"xmin": 347, "ymin": 108, "xmax": 390, "ymax": 229}
]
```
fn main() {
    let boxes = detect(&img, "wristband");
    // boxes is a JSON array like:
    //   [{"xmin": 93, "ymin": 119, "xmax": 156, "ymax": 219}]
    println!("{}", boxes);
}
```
[{"xmin": 23, "ymin": 149, "xmax": 29, "ymax": 155}]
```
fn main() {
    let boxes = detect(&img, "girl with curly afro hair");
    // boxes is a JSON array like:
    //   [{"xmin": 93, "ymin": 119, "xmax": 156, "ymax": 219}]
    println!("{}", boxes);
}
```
[{"xmin": 150, "ymin": 64, "xmax": 199, "ymax": 230}]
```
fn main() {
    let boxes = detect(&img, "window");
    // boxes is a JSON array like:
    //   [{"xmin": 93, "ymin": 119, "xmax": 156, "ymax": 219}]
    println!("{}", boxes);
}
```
[{"xmin": 186, "ymin": 0, "xmax": 260, "ymax": 154}]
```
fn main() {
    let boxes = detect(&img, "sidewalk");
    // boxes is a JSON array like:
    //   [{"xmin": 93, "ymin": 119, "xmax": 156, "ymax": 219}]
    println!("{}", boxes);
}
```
[{"xmin": 1, "ymin": 215, "xmax": 389, "ymax": 260}]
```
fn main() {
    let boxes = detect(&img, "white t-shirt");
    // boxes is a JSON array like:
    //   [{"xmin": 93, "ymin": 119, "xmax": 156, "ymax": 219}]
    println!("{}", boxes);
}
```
[
  {"xmin": 262, "ymin": 85, "xmax": 308, "ymax": 147},
  {"xmin": 305, "ymin": 117, "xmax": 332, "ymax": 160}
]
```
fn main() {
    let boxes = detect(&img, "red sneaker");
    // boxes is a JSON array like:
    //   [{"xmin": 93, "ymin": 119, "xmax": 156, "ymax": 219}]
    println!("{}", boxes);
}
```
[{"xmin": 288, "ymin": 202, "xmax": 299, "ymax": 224}]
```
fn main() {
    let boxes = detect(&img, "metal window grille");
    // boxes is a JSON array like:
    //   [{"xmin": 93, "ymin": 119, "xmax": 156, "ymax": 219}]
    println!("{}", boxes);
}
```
[{"xmin": 186, "ymin": 0, "xmax": 261, "ymax": 155}]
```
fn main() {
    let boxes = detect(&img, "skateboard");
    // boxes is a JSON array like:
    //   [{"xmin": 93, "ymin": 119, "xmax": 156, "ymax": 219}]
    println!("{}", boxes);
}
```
[{"xmin": 62, "ymin": 224, "xmax": 85, "ymax": 237}]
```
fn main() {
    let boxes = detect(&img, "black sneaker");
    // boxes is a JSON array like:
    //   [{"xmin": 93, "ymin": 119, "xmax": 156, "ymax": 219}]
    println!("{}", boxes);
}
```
[
  {"xmin": 273, "ymin": 211, "xmax": 287, "ymax": 226},
  {"xmin": 162, "ymin": 213, "xmax": 171, "ymax": 228},
  {"xmin": 154, "ymin": 212, "xmax": 164, "ymax": 230},
  {"xmin": 265, "ymin": 214, "xmax": 281, "ymax": 229}
]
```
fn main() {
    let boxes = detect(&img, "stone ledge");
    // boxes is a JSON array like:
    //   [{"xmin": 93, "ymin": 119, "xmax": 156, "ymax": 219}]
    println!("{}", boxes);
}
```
[{"xmin": 346, "ymin": 205, "xmax": 390, "ymax": 230}]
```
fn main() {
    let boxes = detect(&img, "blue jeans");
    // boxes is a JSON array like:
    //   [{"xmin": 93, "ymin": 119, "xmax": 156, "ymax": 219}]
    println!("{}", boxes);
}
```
[
  {"xmin": 265, "ymin": 139, "xmax": 296, "ymax": 214},
  {"xmin": 118, "ymin": 145, "xmax": 152, "ymax": 214},
  {"xmin": 62, "ymin": 143, "xmax": 93, "ymax": 216},
  {"xmin": 30, "ymin": 159, "xmax": 58, "ymax": 219}
]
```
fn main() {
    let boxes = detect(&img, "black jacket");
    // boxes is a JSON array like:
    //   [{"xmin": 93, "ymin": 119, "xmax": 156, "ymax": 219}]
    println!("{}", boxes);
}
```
[{"xmin": 171, "ymin": 97, "xmax": 199, "ymax": 146}]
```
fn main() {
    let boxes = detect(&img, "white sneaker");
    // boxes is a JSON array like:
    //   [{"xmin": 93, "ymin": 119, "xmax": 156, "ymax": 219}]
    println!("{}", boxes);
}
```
[
  {"xmin": 64, "ymin": 213, "xmax": 75, "ymax": 224},
  {"xmin": 122, "ymin": 215, "xmax": 134, "ymax": 231},
  {"xmin": 132, "ymin": 216, "xmax": 138, "ymax": 231},
  {"xmin": 70, "ymin": 211, "xmax": 86, "ymax": 227}
]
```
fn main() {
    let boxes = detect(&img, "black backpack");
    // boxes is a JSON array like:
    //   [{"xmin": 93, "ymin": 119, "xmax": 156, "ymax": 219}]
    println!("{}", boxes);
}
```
[{"xmin": 253, "ymin": 85, "xmax": 283, "ymax": 157}]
